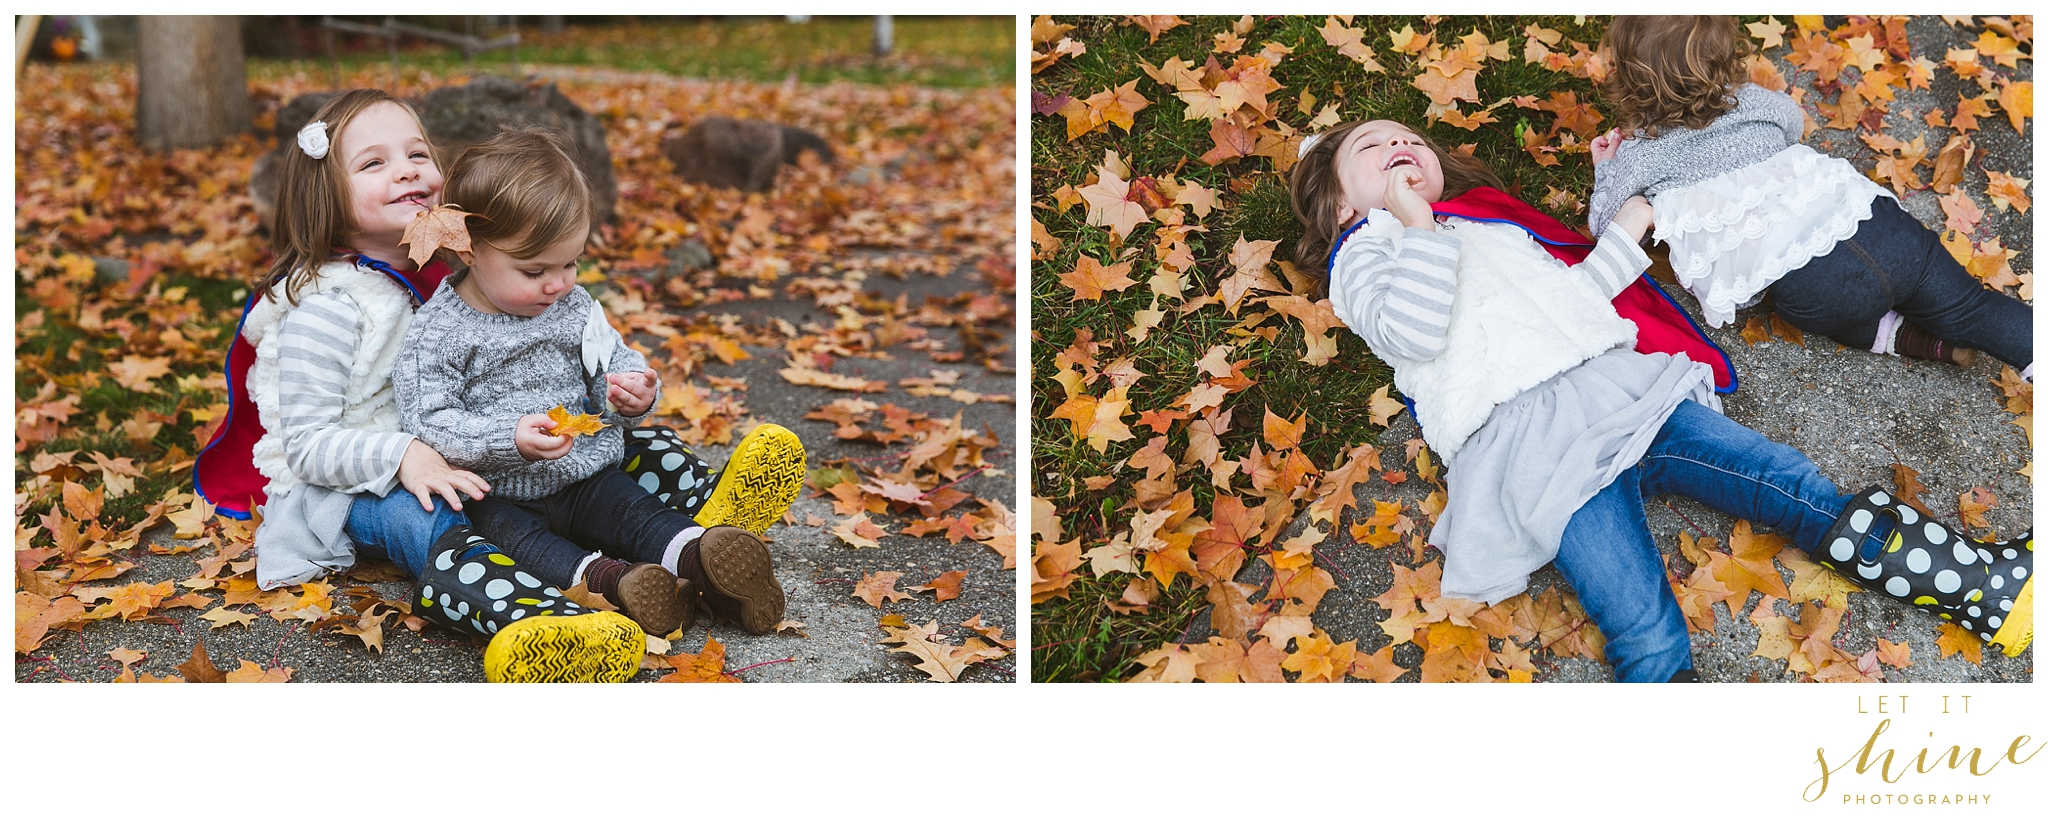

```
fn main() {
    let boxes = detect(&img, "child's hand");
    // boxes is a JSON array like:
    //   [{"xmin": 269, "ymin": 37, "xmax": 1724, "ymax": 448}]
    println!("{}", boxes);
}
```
[
  {"xmin": 1590, "ymin": 128, "xmax": 1624, "ymax": 166},
  {"xmin": 1384, "ymin": 166, "xmax": 1436, "ymax": 231},
  {"xmin": 606, "ymin": 368, "xmax": 659, "ymax": 417},
  {"xmin": 397, "ymin": 440, "xmax": 490, "ymax": 512},
  {"xmin": 1614, "ymin": 195, "xmax": 1656, "ymax": 243},
  {"xmin": 515, "ymin": 414, "xmax": 574, "ymax": 461}
]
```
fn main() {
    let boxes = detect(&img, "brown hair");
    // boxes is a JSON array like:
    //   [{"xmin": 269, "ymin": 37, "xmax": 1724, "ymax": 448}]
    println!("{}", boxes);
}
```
[
  {"xmin": 1287, "ymin": 120, "xmax": 1503, "ymax": 295},
  {"xmin": 442, "ymin": 127, "xmax": 592, "ymax": 260},
  {"xmin": 1601, "ymin": 16, "xmax": 1751, "ymax": 137},
  {"xmin": 264, "ymin": 89, "xmax": 435, "ymax": 303}
]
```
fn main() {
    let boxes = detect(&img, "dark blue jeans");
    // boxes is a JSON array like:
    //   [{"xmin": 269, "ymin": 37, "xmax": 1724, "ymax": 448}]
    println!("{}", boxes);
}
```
[
  {"xmin": 345, "ymin": 490, "xmax": 471, "ymax": 580},
  {"xmin": 467, "ymin": 466, "xmax": 698, "ymax": 588},
  {"xmin": 1769, "ymin": 196, "xmax": 2032, "ymax": 368},
  {"xmin": 1555, "ymin": 401, "xmax": 1859, "ymax": 682}
]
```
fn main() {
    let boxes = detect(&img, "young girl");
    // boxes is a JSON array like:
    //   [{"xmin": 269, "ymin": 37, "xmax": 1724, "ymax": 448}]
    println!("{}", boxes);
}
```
[
  {"xmin": 1590, "ymin": 16, "xmax": 2031, "ymax": 374},
  {"xmin": 193, "ymin": 90, "xmax": 800, "ymax": 681},
  {"xmin": 1289, "ymin": 119, "xmax": 2030, "ymax": 681},
  {"xmin": 393, "ymin": 127, "xmax": 794, "ymax": 638}
]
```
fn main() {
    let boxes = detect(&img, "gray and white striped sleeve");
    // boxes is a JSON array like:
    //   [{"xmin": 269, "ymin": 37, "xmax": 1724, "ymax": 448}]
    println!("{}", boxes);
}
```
[
  {"xmin": 272, "ymin": 291, "xmax": 415, "ymax": 495},
  {"xmin": 1325, "ymin": 226, "xmax": 1461, "ymax": 362},
  {"xmin": 1569, "ymin": 223, "xmax": 1654, "ymax": 300}
]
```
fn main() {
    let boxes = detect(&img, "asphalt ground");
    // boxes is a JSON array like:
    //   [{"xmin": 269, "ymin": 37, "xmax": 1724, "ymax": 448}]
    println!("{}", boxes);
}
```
[
  {"xmin": 1196, "ymin": 17, "xmax": 2033, "ymax": 683},
  {"xmin": 15, "ymin": 254, "xmax": 1018, "ymax": 684}
]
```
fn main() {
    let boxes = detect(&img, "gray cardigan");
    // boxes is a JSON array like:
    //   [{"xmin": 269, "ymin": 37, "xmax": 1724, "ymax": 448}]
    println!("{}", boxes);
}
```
[
  {"xmin": 1588, "ymin": 84, "xmax": 1806, "ymax": 238},
  {"xmin": 393, "ymin": 275, "xmax": 653, "ymax": 501}
]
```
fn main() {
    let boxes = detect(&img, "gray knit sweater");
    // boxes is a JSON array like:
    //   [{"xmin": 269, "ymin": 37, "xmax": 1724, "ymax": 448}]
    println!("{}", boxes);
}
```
[
  {"xmin": 393, "ymin": 274, "xmax": 653, "ymax": 501},
  {"xmin": 1588, "ymin": 84, "xmax": 1805, "ymax": 238}
]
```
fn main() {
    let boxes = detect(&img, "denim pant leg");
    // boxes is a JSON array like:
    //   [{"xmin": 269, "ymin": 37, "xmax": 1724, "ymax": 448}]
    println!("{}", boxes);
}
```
[
  {"xmin": 1635, "ymin": 401, "xmax": 1849, "ymax": 553},
  {"xmin": 1554, "ymin": 467, "xmax": 1694, "ymax": 683},
  {"xmin": 466, "ymin": 496, "xmax": 593, "ymax": 589},
  {"xmin": 548, "ymin": 467, "xmax": 698, "ymax": 566},
  {"xmin": 1767, "ymin": 217, "xmax": 1897, "ymax": 350},
  {"xmin": 1869, "ymin": 200, "xmax": 2033, "ymax": 368},
  {"xmin": 345, "ymin": 490, "xmax": 471, "ymax": 580}
]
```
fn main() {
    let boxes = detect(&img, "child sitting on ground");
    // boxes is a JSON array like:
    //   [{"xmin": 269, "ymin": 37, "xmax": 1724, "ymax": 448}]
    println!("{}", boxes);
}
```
[
  {"xmin": 1589, "ymin": 16, "xmax": 2031, "ymax": 374},
  {"xmin": 393, "ymin": 127, "xmax": 787, "ymax": 638}
]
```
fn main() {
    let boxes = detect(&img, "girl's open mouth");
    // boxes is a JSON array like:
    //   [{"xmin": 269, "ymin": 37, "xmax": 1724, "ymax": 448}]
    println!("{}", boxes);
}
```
[
  {"xmin": 1385, "ymin": 154, "xmax": 1420, "ymax": 170},
  {"xmin": 390, "ymin": 192, "xmax": 430, "ymax": 206}
]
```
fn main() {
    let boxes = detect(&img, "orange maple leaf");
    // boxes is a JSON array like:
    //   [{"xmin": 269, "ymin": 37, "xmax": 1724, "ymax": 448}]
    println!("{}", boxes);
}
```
[
  {"xmin": 400, "ymin": 204, "xmax": 475, "ymax": 268},
  {"xmin": 545, "ymin": 405, "xmax": 607, "ymax": 438},
  {"xmin": 1057, "ymin": 255, "xmax": 1137, "ymax": 301},
  {"xmin": 1935, "ymin": 623, "xmax": 1983, "ymax": 663},
  {"xmin": 660, "ymin": 635, "xmax": 741, "ymax": 683},
  {"xmin": 1200, "ymin": 118, "xmax": 1257, "ymax": 166}
]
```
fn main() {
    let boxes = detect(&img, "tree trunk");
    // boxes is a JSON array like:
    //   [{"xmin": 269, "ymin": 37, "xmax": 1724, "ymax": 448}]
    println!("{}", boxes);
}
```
[
  {"xmin": 135, "ymin": 16, "xmax": 250, "ymax": 151},
  {"xmin": 872, "ymin": 15, "xmax": 893, "ymax": 56}
]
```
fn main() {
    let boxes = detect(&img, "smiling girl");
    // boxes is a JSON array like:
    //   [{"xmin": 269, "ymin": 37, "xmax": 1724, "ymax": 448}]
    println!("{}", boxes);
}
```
[{"xmin": 1288, "ymin": 119, "xmax": 2031, "ymax": 680}]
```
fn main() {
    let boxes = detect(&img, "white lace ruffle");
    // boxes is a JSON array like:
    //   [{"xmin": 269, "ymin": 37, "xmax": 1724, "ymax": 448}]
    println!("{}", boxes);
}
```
[{"xmin": 1650, "ymin": 144, "xmax": 1893, "ymax": 327}]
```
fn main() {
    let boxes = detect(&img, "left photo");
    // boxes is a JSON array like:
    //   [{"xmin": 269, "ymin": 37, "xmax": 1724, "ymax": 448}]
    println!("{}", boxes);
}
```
[{"xmin": 15, "ymin": 14, "xmax": 1018, "ymax": 683}]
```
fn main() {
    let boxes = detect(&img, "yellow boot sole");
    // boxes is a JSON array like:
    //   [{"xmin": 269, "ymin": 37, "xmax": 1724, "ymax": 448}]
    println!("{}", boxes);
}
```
[
  {"xmin": 694, "ymin": 423, "xmax": 805, "ymax": 534},
  {"xmin": 1991, "ymin": 575, "xmax": 2032, "ymax": 657},
  {"xmin": 483, "ymin": 611, "xmax": 644, "ymax": 683}
]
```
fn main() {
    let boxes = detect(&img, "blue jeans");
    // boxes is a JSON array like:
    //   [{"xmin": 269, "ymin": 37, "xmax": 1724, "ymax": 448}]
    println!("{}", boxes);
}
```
[
  {"xmin": 1769, "ymin": 196, "xmax": 2032, "ymax": 368},
  {"xmin": 1555, "ymin": 400, "xmax": 1856, "ymax": 682},
  {"xmin": 345, "ymin": 489, "xmax": 472, "ymax": 580}
]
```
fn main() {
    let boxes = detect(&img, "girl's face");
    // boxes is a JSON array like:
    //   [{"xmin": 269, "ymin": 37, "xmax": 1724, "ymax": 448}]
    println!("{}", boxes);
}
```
[
  {"xmin": 456, "ymin": 227, "xmax": 587, "ymax": 317},
  {"xmin": 1331, "ymin": 120, "xmax": 1445, "ymax": 225},
  {"xmin": 336, "ymin": 102, "xmax": 442, "ymax": 247}
]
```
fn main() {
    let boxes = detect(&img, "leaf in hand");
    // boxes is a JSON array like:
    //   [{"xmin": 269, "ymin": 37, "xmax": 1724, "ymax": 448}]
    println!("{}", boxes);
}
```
[
  {"xmin": 545, "ymin": 405, "xmax": 608, "ymax": 438},
  {"xmin": 400, "ymin": 204, "xmax": 474, "ymax": 268}
]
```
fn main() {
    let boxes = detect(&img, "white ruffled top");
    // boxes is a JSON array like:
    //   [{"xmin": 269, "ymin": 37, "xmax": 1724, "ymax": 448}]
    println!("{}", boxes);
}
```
[{"xmin": 1649, "ymin": 144, "xmax": 1893, "ymax": 328}]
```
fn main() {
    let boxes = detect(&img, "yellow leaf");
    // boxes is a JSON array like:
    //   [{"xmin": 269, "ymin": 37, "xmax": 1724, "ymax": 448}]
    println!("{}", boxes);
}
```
[
  {"xmin": 545, "ymin": 405, "xmax": 608, "ymax": 438},
  {"xmin": 1367, "ymin": 384, "xmax": 1403, "ymax": 427}
]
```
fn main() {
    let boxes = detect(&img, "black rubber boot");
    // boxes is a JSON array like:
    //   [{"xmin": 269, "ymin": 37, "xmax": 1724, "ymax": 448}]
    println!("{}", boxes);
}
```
[
  {"xmin": 622, "ymin": 426, "xmax": 721, "ymax": 518},
  {"xmin": 1815, "ymin": 486, "xmax": 2033, "ymax": 656}
]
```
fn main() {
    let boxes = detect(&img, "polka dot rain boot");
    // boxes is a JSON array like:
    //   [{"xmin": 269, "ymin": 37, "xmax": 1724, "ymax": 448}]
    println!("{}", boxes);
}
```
[
  {"xmin": 414, "ymin": 528, "xmax": 644, "ymax": 683},
  {"xmin": 1815, "ymin": 486, "xmax": 2033, "ymax": 656},
  {"xmin": 623, "ymin": 423, "xmax": 805, "ymax": 534}
]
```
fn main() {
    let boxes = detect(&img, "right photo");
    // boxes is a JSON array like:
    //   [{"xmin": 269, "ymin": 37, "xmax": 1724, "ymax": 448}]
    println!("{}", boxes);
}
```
[{"xmin": 1029, "ymin": 15, "xmax": 2032, "ymax": 682}]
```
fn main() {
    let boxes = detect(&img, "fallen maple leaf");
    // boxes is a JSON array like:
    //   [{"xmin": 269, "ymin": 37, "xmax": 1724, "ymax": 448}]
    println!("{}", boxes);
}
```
[
  {"xmin": 400, "ymin": 204, "xmax": 475, "ymax": 268},
  {"xmin": 831, "ymin": 513, "xmax": 887, "ymax": 549},
  {"xmin": 916, "ymin": 570, "xmax": 967, "ymax": 602},
  {"xmin": 1057, "ymin": 255, "xmax": 1137, "ymax": 301},
  {"xmin": 545, "ymin": 405, "xmax": 607, "ymax": 438},
  {"xmin": 176, "ymin": 638, "xmax": 227, "ymax": 683},
  {"xmin": 1891, "ymin": 463, "xmax": 1936, "ymax": 517},
  {"xmin": 1935, "ymin": 623, "xmax": 1983, "ymax": 663},
  {"xmin": 851, "ymin": 570, "xmax": 914, "ymax": 607},
  {"xmin": 881, "ymin": 620, "xmax": 983, "ymax": 682},
  {"xmin": 1366, "ymin": 384, "xmax": 1404, "ymax": 427},
  {"xmin": 659, "ymin": 635, "xmax": 741, "ymax": 683},
  {"xmin": 1875, "ymin": 637, "xmax": 1913, "ymax": 669}
]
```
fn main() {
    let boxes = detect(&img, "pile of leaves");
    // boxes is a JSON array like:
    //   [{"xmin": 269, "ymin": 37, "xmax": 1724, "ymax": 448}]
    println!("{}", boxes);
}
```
[
  {"xmin": 1030, "ymin": 15, "xmax": 2030, "ymax": 682},
  {"xmin": 17, "ymin": 47, "xmax": 1016, "ymax": 682}
]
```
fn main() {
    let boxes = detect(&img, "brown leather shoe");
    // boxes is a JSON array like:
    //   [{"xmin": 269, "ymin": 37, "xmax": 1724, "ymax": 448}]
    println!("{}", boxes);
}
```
[
  {"xmin": 694, "ymin": 526, "xmax": 785, "ymax": 634},
  {"xmin": 609, "ymin": 563, "xmax": 691, "ymax": 638}
]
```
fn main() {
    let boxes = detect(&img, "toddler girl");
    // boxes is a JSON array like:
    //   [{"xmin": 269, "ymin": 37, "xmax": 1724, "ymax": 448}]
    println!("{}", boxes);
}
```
[
  {"xmin": 1290, "ymin": 118, "xmax": 2029, "ymax": 681},
  {"xmin": 394, "ymin": 127, "xmax": 791, "ymax": 638},
  {"xmin": 1590, "ymin": 16, "xmax": 2031, "ymax": 374}
]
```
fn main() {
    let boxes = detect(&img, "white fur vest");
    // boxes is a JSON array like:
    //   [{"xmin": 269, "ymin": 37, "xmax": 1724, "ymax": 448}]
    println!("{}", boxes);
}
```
[
  {"xmin": 1359, "ymin": 213, "xmax": 1638, "ymax": 464},
  {"xmin": 242, "ymin": 260, "xmax": 418, "ymax": 498}
]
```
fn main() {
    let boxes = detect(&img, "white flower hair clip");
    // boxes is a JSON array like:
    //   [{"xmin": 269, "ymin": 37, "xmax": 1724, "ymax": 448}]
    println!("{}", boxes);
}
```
[
  {"xmin": 1297, "ymin": 132, "xmax": 1323, "ymax": 159},
  {"xmin": 297, "ymin": 121, "xmax": 331, "ymax": 160}
]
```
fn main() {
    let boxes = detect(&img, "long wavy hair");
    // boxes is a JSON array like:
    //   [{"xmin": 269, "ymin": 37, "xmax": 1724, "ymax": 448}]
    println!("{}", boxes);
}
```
[
  {"xmin": 1287, "ymin": 120, "xmax": 1503, "ymax": 297},
  {"xmin": 264, "ymin": 89, "xmax": 436, "ymax": 304},
  {"xmin": 1600, "ymin": 16, "xmax": 1751, "ymax": 137}
]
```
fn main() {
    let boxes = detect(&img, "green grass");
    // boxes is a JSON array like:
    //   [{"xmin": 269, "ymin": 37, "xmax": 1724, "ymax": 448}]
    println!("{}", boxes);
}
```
[
  {"xmin": 1030, "ymin": 15, "xmax": 1617, "ymax": 681},
  {"xmin": 251, "ymin": 16, "xmax": 1015, "ymax": 88}
]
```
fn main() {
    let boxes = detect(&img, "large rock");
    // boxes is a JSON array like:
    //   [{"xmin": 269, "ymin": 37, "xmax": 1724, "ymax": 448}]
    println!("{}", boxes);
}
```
[
  {"xmin": 662, "ymin": 117, "xmax": 833, "ymax": 193},
  {"xmin": 250, "ymin": 78, "xmax": 617, "ymax": 234}
]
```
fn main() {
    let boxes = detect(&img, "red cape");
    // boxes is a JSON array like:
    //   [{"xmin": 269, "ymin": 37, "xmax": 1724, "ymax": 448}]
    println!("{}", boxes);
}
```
[
  {"xmin": 193, "ymin": 256, "xmax": 449, "ymax": 519},
  {"xmin": 1428, "ymin": 187, "xmax": 1737, "ymax": 392}
]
